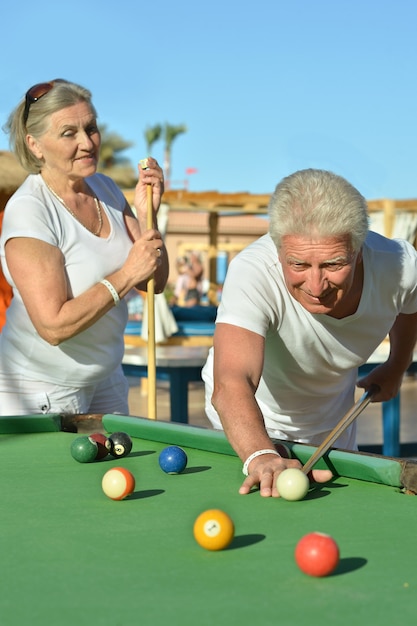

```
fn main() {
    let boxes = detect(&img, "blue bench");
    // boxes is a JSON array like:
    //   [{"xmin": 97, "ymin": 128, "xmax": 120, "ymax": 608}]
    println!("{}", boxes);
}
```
[{"xmin": 124, "ymin": 305, "xmax": 216, "ymax": 347}]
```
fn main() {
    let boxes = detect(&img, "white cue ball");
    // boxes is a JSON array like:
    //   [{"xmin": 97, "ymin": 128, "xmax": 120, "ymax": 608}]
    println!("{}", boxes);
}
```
[{"xmin": 276, "ymin": 468, "xmax": 309, "ymax": 501}]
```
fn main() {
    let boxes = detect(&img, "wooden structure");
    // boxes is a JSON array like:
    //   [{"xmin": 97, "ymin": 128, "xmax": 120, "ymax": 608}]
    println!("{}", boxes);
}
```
[
  {"xmin": 123, "ymin": 188, "xmax": 417, "ymax": 304},
  {"xmin": 123, "ymin": 189, "xmax": 270, "ymax": 303},
  {"xmin": 0, "ymin": 151, "xmax": 27, "ymax": 211}
]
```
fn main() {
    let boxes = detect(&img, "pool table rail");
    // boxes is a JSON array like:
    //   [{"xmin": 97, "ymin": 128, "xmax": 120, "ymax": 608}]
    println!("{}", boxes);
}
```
[
  {"xmin": 1, "ymin": 413, "xmax": 416, "ymax": 494},
  {"xmin": 102, "ymin": 414, "xmax": 417, "ymax": 495}
]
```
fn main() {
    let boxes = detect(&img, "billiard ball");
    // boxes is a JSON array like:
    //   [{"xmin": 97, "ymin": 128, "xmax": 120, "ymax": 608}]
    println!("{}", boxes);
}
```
[
  {"xmin": 158, "ymin": 445, "xmax": 188, "ymax": 474},
  {"xmin": 276, "ymin": 468, "xmax": 310, "ymax": 501},
  {"xmin": 70, "ymin": 436, "xmax": 98, "ymax": 463},
  {"xmin": 108, "ymin": 432, "xmax": 133, "ymax": 458},
  {"xmin": 295, "ymin": 532, "xmax": 340, "ymax": 577},
  {"xmin": 89, "ymin": 433, "xmax": 111, "ymax": 460},
  {"xmin": 101, "ymin": 467, "xmax": 136, "ymax": 500},
  {"xmin": 193, "ymin": 509, "xmax": 235, "ymax": 551}
]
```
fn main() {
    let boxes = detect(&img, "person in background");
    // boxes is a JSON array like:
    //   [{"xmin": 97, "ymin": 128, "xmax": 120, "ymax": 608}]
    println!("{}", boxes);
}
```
[
  {"xmin": 202, "ymin": 168, "xmax": 417, "ymax": 497},
  {"xmin": 0, "ymin": 78, "xmax": 168, "ymax": 415},
  {"xmin": 171, "ymin": 256, "xmax": 190, "ymax": 306},
  {"xmin": 184, "ymin": 251, "xmax": 204, "ymax": 306},
  {"xmin": 172, "ymin": 252, "xmax": 204, "ymax": 307}
]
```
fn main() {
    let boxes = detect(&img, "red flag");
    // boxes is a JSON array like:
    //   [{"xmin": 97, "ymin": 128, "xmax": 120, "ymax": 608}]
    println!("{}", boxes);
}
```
[{"xmin": 185, "ymin": 167, "xmax": 198, "ymax": 175}]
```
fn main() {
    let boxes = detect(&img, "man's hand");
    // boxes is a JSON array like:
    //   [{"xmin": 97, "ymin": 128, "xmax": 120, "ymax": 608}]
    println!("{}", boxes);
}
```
[{"xmin": 239, "ymin": 454, "xmax": 333, "ymax": 498}]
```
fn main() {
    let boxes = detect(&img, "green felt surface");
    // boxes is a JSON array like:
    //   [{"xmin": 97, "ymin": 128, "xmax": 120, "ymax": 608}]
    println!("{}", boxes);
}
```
[{"xmin": 0, "ymin": 428, "xmax": 416, "ymax": 626}]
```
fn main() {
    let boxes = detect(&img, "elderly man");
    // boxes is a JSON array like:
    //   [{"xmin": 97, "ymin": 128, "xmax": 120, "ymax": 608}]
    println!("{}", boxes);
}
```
[{"xmin": 202, "ymin": 169, "xmax": 417, "ymax": 497}]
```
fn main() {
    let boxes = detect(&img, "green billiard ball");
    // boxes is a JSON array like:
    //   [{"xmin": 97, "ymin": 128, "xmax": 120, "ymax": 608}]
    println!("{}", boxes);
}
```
[{"xmin": 70, "ymin": 436, "xmax": 98, "ymax": 463}]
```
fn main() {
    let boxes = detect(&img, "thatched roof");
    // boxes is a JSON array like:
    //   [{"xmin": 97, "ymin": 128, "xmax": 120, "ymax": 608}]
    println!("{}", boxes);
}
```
[
  {"xmin": 0, "ymin": 151, "xmax": 28, "ymax": 210},
  {"xmin": 0, "ymin": 151, "xmax": 27, "ymax": 191}
]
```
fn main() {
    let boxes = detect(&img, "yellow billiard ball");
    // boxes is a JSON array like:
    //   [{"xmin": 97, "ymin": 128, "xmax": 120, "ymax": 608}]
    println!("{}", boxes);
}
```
[{"xmin": 193, "ymin": 509, "xmax": 235, "ymax": 551}]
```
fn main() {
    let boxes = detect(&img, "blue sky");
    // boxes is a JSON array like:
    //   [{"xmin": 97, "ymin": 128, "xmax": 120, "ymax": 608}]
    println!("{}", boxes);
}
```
[{"xmin": 1, "ymin": 0, "xmax": 416, "ymax": 199}]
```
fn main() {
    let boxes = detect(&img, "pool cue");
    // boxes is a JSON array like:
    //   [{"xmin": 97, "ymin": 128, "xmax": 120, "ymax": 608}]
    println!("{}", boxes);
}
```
[
  {"xmin": 302, "ymin": 383, "xmax": 380, "ymax": 475},
  {"xmin": 144, "ymin": 162, "xmax": 157, "ymax": 420}
]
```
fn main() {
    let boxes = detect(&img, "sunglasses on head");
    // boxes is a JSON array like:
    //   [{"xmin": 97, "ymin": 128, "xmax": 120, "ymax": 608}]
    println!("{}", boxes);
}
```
[{"xmin": 23, "ymin": 79, "xmax": 65, "ymax": 125}]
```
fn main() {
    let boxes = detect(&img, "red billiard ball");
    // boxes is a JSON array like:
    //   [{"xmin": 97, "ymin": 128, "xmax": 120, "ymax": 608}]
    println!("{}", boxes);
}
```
[
  {"xmin": 158, "ymin": 446, "xmax": 188, "ymax": 474},
  {"xmin": 70, "ymin": 436, "xmax": 98, "ymax": 463},
  {"xmin": 193, "ymin": 509, "xmax": 235, "ymax": 551},
  {"xmin": 295, "ymin": 532, "xmax": 340, "ymax": 577},
  {"xmin": 108, "ymin": 432, "xmax": 133, "ymax": 458},
  {"xmin": 89, "ymin": 433, "xmax": 111, "ymax": 460},
  {"xmin": 102, "ymin": 467, "xmax": 135, "ymax": 500}
]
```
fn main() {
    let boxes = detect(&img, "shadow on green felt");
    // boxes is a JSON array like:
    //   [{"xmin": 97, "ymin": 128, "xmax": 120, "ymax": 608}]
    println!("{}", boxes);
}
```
[
  {"xmin": 181, "ymin": 465, "xmax": 211, "ymax": 474},
  {"xmin": 127, "ymin": 489, "xmax": 165, "ymax": 500},
  {"xmin": 331, "ymin": 556, "xmax": 368, "ymax": 576},
  {"xmin": 225, "ymin": 534, "xmax": 266, "ymax": 550}
]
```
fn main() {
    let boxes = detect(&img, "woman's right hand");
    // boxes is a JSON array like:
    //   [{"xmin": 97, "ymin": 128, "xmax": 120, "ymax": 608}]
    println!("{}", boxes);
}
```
[{"xmin": 121, "ymin": 228, "xmax": 166, "ymax": 290}]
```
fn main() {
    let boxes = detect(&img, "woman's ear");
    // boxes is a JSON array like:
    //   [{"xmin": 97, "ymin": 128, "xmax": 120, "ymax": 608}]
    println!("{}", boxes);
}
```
[{"xmin": 26, "ymin": 134, "xmax": 43, "ymax": 160}]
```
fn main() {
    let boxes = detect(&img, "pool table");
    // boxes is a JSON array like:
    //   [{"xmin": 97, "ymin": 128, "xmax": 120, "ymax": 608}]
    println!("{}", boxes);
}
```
[{"xmin": 1, "ymin": 413, "xmax": 417, "ymax": 626}]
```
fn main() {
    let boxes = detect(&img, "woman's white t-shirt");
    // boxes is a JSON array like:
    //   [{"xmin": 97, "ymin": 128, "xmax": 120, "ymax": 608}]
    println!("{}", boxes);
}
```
[{"xmin": 0, "ymin": 173, "xmax": 132, "ymax": 386}]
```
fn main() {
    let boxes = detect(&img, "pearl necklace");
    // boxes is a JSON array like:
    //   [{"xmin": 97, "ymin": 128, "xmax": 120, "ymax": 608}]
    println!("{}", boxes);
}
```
[{"xmin": 44, "ymin": 180, "xmax": 103, "ymax": 236}]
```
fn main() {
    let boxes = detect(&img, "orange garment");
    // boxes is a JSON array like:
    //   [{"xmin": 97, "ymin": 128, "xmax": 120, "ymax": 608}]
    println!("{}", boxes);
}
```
[{"xmin": 0, "ymin": 211, "xmax": 13, "ymax": 330}]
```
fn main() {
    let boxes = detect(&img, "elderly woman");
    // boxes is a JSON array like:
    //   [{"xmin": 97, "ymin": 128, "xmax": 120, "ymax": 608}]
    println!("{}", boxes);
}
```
[{"xmin": 0, "ymin": 78, "xmax": 168, "ymax": 416}]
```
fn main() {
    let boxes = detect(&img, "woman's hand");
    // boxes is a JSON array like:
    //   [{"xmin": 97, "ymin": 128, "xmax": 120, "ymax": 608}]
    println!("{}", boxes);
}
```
[
  {"xmin": 121, "ymin": 228, "xmax": 165, "ymax": 289},
  {"xmin": 133, "ymin": 157, "xmax": 164, "ymax": 225}
]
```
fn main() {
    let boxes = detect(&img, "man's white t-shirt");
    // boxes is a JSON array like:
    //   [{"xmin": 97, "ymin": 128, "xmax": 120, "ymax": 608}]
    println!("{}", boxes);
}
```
[{"xmin": 202, "ymin": 232, "xmax": 417, "ymax": 448}]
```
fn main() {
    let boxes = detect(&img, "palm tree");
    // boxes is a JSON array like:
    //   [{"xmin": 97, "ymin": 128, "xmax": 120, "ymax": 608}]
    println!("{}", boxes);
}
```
[
  {"xmin": 98, "ymin": 124, "xmax": 136, "ymax": 187},
  {"xmin": 144, "ymin": 124, "xmax": 162, "ymax": 155},
  {"xmin": 98, "ymin": 124, "xmax": 133, "ymax": 168},
  {"xmin": 163, "ymin": 123, "xmax": 187, "ymax": 189}
]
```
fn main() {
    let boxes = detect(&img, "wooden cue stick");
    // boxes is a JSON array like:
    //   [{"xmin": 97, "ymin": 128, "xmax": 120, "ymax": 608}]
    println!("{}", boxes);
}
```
[
  {"xmin": 146, "ymin": 180, "xmax": 157, "ymax": 420},
  {"xmin": 302, "ymin": 383, "xmax": 380, "ymax": 475}
]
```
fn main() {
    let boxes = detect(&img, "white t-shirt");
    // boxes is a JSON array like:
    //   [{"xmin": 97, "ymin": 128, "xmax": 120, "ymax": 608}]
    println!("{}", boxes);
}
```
[
  {"xmin": 202, "ymin": 232, "xmax": 417, "ymax": 448},
  {"xmin": 0, "ymin": 173, "xmax": 132, "ymax": 386}
]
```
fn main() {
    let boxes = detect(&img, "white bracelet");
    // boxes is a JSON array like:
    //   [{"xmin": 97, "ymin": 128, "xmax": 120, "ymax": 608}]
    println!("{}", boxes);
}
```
[
  {"xmin": 242, "ymin": 449, "xmax": 281, "ymax": 476},
  {"xmin": 101, "ymin": 279, "xmax": 120, "ymax": 307}
]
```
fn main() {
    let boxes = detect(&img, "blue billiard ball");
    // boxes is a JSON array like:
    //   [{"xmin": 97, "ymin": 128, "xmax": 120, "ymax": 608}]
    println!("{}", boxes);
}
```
[{"xmin": 158, "ymin": 446, "xmax": 188, "ymax": 474}]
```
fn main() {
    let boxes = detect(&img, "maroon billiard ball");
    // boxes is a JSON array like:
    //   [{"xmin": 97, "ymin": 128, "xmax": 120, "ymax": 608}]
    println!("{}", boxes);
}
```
[{"xmin": 89, "ymin": 433, "xmax": 111, "ymax": 460}]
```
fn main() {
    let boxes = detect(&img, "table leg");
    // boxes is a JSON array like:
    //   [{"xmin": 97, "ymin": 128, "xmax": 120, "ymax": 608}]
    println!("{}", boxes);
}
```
[
  {"xmin": 168, "ymin": 369, "xmax": 189, "ymax": 423},
  {"xmin": 382, "ymin": 394, "xmax": 400, "ymax": 457}
]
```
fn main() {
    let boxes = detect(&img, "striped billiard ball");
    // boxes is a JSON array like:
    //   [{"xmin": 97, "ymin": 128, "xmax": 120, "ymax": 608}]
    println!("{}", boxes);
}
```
[{"xmin": 101, "ymin": 467, "xmax": 135, "ymax": 500}]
